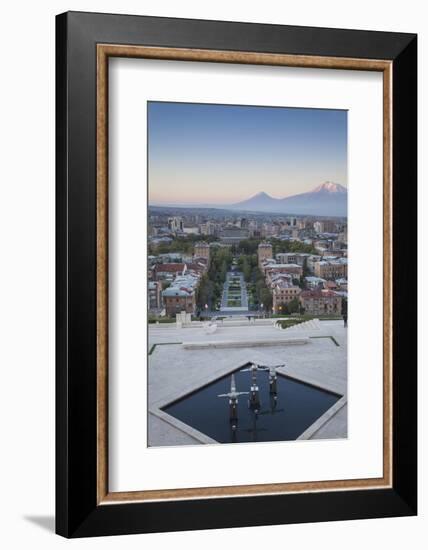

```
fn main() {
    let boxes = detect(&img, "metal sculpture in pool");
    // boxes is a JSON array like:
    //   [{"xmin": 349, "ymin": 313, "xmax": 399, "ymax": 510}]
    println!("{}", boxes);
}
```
[{"xmin": 163, "ymin": 362, "xmax": 341, "ymax": 444}]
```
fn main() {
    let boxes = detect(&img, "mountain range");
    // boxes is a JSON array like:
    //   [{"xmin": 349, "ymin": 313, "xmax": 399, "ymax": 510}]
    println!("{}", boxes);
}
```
[{"xmin": 227, "ymin": 182, "xmax": 347, "ymax": 216}]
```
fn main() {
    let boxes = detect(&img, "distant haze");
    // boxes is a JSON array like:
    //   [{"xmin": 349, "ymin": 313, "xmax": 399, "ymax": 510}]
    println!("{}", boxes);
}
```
[
  {"xmin": 148, "ymin": 102, "xmax": 347, "ymax": 205},
  {"xmin": 226, "ymin": 182, "xmax": 347, "ymax": 217},
  {"xmin": 150, "ymin": 182, "xmax": 347, "ymax": 217}
]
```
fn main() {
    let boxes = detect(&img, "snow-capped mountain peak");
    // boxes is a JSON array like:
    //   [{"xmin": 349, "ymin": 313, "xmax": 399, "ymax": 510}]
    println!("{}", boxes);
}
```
[
  {"xmin": 253, "ymin": 191, "xmax": 272, "ymax": 198},
  {"xmin": 312, "ymin": 181, "xmax": 347, "ymax": 193},
  {"xmin": 228, "ymin": 182, "xmax": 347, "ymax": 216}
]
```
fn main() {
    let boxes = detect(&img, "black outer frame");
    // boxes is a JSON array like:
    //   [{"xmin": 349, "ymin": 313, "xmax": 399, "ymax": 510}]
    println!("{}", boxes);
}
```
[{"xmin": 56, "ymin": 11, "xmax": 417, "ymax": 538}]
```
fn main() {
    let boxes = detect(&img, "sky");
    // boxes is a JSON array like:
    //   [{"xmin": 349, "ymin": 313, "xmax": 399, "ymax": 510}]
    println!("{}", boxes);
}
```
[{"xmin": 148, "ymin": 101, "xmax": 347, "ymax": 205}]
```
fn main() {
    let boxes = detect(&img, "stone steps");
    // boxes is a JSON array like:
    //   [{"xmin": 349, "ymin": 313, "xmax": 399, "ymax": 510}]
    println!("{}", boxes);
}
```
[{"xmin": 282, "ymin": 318, "xmax": 321, "ymax": 332}]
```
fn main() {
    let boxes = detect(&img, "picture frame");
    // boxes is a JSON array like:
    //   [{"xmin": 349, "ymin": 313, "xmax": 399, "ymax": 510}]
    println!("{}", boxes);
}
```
[{"xmin": 56, "ymin": 11, "xmax": 417, "ymax": 538}]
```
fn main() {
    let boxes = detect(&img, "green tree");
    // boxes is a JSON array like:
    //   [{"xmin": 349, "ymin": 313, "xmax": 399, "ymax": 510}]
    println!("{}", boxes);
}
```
[
  {"xmin": 237, "ymin": 238, "xmax": 261, "ymax": 255},
  {"xmin": 280, "ymin": 303, "xmax": 289, "ymax": 314},
  {"xmin": 241, "ymin": 257, "xmax": 252, "ymax": 282},
  {"xmin": 288, "ymin": 297, "xmax": 300, "ymax": 314},
  {"xmin": 201, "ymin": 247, "xmax": 232, "ymax": 311},
  {"xmin": 196, "ymin": 274, "xmax": 214, "ymax": 309},
  {"xmin": 271, "ymin": 237, "xmax": 317, "ymax": 256},
  {"xmin": 259, "ymin": 288, "xmax": 273, "ymax": 310}
]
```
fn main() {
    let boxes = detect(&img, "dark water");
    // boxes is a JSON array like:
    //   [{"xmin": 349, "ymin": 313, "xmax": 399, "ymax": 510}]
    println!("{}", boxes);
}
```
[{"xmin": 162, "ymin": 367, "xmax": 341, "ymax": 444}]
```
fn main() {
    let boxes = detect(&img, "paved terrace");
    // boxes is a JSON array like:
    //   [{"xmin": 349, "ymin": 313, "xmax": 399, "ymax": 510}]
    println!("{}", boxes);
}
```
[{"xmin": 148, "ymin": 319, "xmax": 347, "ymax": 446}]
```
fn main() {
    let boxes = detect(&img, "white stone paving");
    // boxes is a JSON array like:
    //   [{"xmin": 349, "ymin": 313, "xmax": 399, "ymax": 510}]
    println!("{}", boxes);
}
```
[{"xmin": 148, "ymin": 319, "xmax": 347, "ymax": 446}]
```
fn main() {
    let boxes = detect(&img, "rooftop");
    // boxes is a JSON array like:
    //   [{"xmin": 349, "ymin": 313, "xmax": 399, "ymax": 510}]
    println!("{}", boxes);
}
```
[
  {"xmin": 300, "ymin": 289, "xmax": 340, "ymax": 298},
  {"xmin": 266, "ymin": 263, "xmax": 302, "ymax": 269},
  {"xmin": 317, "ymin": 258, "xmax": 348, "ymax": 266},
  {"xmin": 155, "ymin": 263, "xmax": 186, "ymax": 273},
  {"xmin": 162, "ymin": 272, "xmax": 200, "ymax": 297},
  {"xmin": 274, "ymin": 281, "xmax": 301, "ymax": 289},
  {"xmin": 305, "ymin": 276, "xmax": 326, "ymax": 283}
]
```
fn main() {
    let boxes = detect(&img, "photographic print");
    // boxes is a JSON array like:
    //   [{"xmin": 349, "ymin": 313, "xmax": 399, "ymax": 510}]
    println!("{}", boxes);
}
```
[
  {"xmin": 147, "ymin": 101, "xmax": 348, "ymax": 447},
  {"xmin": 56, "ymin": 14, "xmax": 417, "ymax": 536}
]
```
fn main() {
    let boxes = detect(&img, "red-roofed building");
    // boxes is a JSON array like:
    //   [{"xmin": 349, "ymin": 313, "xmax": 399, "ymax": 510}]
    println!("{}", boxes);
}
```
[
  {"xmin": 323, "ymin": 280, "xmax": 338, "ymax": 290},
  {"xmin": 264, "ymin": 263, "xmax": 303, "ymax": 284},
  {"xmin": 186, "ymin": 261, "xmax": 208, "ymax": 274},
  {"xmin": 153, "ymin": 263, "xmax": 186, "ymax": 281},
  {"xmin": 153, "ymin": 260, "xmax": 207, "ymax": 282}
]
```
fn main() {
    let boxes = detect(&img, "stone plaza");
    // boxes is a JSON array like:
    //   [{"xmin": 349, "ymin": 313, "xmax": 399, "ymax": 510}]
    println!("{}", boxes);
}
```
[{"xmin": 148, "ymin": 316, "xmax": 347, "ymax": 446}]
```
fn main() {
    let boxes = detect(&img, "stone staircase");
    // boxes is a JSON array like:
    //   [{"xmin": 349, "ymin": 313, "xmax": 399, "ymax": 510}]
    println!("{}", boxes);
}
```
[{"xmin": 281, "ymin": 318, "xmax": 321, "ymax": 332}]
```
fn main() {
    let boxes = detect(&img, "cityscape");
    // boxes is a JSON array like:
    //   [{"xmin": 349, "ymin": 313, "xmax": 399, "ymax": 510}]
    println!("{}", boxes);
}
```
[{"xmin": 147, "ymin": 102, "xmax": 348, "ymax": 447}]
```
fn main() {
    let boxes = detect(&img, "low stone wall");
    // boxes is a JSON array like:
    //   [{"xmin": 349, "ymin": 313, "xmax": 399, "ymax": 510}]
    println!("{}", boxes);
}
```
[
  {"xmin": 182, "ymin": 337, "xmax": 309, "ymax": 350},
  {"xmin": 175, "ymin": 318, "xmax": 277, "ymax": 328}
]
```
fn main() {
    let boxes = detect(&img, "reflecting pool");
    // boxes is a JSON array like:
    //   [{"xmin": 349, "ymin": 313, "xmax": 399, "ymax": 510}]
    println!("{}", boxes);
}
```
[{"xmin": 162, "ymin": 364, "xmax": 341, "ymax": 444}]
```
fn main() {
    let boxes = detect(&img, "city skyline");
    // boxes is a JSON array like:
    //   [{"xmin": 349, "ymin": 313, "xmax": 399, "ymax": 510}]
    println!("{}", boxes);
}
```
[{"xmin": 148, "ymin": 101, "xmax": 347, "ymax": 205}]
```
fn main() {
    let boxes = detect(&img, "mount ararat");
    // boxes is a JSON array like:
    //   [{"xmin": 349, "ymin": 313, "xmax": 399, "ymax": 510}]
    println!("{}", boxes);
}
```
[{"xmin": 226, "ymin": 182, "xmax": 347, "ymax": 217}]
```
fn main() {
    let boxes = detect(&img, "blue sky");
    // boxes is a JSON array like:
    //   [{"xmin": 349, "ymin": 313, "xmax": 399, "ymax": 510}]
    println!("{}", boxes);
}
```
[{"xmin": 148, "ymin": 101, "xmax": 347, "ymax": 204}]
